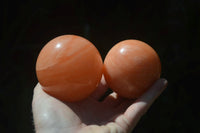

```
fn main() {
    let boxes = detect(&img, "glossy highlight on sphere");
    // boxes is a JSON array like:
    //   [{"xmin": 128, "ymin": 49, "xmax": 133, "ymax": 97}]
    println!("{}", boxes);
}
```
[
  {"xmin": 36, "ymin": 35, "xmax": 103, "ymax": 102},
  {"xmin": 104, "ymin": 40, "xmax": 161, "ymax": 99}
]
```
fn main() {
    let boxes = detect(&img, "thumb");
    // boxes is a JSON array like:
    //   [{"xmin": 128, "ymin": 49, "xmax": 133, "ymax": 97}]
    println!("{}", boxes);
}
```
[{"xmin": 32, "ymin": 83, "xmax": 81, "ymax": 133}]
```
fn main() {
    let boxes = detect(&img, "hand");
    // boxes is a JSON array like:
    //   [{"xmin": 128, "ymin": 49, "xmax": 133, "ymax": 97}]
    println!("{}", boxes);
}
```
[{"xmin": 32, "ymin": 77, "xmax": 167, "ymax": 133}]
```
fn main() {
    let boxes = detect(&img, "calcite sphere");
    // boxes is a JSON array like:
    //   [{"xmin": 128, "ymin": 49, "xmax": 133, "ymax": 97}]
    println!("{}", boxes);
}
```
[
  {"xmin": 36, "ymin": 35, "xmax": 103, "ymax": 102},
  {"xmin": 104, "ymin": 40, "xmax": 161, "ymax": 99}
]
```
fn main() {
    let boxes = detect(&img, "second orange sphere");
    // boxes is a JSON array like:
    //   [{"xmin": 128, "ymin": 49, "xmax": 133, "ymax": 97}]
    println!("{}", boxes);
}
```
[{"xmin": 103, "ymin": 40, "xmax": 161, "ymax": 99}]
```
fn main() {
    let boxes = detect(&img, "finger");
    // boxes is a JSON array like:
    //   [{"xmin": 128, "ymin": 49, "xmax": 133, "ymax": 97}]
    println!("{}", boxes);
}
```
[
  {"xmin": 32, "ymin": 83, "xmax": 50, "ymax": 100},
  {"xmin": 116, "ymin": 78, "xmax": 168, "ymax": 131},
  {"xmin": 32, "ymin": 83, "xmax": 59, "ymax": 106},
  {"xmin": 32, "ymin": 83, "xmax": 56, "ymax": 131},
  {"xmin": 90, "ymin": 75, "xmax": 109, "ymax": 100},
  {"xmin": 32, "ymin": 83, "xmax": 82, "ymax": 132},
  {"xmin": 102, "ymin": 92, "xmax": 118, "ymax": 106},
  {"xmin": 102, "ymin": 92, "xmax": 133, "ymax": 107},
  {"xmin": 32, "ymin": 83, "xmax": 61, "ymax": 120}
]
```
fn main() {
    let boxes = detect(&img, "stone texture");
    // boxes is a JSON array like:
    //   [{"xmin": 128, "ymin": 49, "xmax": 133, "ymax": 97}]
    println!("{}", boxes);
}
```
[
  {"xmin": 36, "ymin": 35, "xmax": 103, "ymax": 102},
  {"xmin": 104, "ymin": 40, "xmax": 161, "ymax": 98}
]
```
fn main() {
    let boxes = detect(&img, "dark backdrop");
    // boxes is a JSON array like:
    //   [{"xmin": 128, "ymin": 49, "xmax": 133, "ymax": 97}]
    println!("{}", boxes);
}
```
[{"xmin": 1, "ymin": 0, "xmax": 200, "ymax": 133}]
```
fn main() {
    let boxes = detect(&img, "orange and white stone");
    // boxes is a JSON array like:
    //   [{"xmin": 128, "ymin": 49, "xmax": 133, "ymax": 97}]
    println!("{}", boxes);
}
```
[
  {"xmin": 103, "ymin": 40, "xmax": 161, "ymax": 99},
  {"xmin": 36, "ymin": 35, "xmax": 103, "ymax": 102}
]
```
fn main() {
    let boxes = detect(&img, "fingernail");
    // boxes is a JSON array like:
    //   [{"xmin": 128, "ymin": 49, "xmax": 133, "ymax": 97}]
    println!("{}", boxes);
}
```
[{"xmin": 162, "ymin": 78, "xmax": 168, "ymax": 88}]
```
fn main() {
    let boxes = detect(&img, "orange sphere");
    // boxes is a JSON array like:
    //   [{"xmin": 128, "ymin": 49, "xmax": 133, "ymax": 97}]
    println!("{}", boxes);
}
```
[
  {"xmin": 104, "ymin": 40, "xmax": 161, "ymax": 99},
  {"xmin": 36, "ymin": 35, "xmax": 103, "ymax": 102}
]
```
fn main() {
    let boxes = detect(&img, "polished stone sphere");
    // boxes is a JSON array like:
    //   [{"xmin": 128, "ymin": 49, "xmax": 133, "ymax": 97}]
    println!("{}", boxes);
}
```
[
  {"xmin": 104, "ymin": 40, "xmax": 161, "ymax": 99},
  {"xmin": 36, "ymin": 35, "xmax": 103, "ymax": 102}
]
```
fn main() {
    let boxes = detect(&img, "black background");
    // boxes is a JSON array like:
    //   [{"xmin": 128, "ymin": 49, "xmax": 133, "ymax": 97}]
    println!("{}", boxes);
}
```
[{"xmin": 1, "ymin": 0, "xmax": 200, "ymax": 132}]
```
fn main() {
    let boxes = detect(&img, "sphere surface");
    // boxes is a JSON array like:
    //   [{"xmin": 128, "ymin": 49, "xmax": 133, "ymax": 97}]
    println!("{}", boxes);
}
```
[
  {"xmin": 104, "ymin": 40, "xmax": 161, "ymax": 99},
  {"xmin": 36, "ymin": 35, "xmax": 103, "ymax": 102}
]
